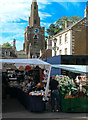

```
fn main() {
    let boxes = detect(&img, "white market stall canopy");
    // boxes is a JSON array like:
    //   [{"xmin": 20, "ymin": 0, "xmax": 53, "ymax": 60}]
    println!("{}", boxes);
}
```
[
  {"xmin": 0, "ymin": 59, "xmax": 50, "ymax": 65},
  {"xmin": 52, "ymin": 65, "xmax": 88, "ymax": 73},
  {"xmin": 0, "ymin": 59, "xmax": 51, "ymax": 69}
]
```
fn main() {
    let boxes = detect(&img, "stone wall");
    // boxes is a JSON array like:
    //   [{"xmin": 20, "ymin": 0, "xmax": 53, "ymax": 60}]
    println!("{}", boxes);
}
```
[{"xmin": 1, "ymin": 48, "xmax": 17, "ymax": 58}]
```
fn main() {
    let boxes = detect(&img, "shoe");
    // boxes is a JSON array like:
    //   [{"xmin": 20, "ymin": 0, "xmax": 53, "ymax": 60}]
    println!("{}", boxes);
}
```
[
  {"xmin": 52, "ymin": 110, "xmax": 54, "ymax": 112},
  {"xmin": 56, "ymin": 109, "xmax": 59, "ymax": 112}
]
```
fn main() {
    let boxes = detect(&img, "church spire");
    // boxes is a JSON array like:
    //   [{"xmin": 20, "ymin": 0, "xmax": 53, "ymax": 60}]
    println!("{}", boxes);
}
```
[{"xmin": 29, "ymin": 0, "xmax": 40, "ymax": 27}]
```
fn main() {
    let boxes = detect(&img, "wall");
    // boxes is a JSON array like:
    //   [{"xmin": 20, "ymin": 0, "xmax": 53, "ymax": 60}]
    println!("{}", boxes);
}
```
[
  {"xmin": 44, "ymin": 56, "xmax": 61, "ymax": 76},
  {"xmin": 72, "ymin": 18, "xmax": 88, "ymax": 55}
]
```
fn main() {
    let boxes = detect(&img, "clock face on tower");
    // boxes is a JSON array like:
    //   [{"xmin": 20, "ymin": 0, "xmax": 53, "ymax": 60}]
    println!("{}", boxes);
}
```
[{"xmin": 34, "ymin": 28, "xmax": 39, "ymax": 34}]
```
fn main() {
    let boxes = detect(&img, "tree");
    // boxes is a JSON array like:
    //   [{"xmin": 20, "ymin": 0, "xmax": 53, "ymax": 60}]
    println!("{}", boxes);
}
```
[
  {"xmin": 2, "ymin": 42, "xmax": 12, "ymax": 48},
  {"xmin": 47, "ymin": 15, "xmax": 82, "ymax": 36},
  {"xmin": 46, "ymin": 24, "xmax": 56, "ymax": 36},
  {"xmin": 56, "ymin": 16, "xmax": 69, "ymax": 29},
  {"xmin": 70, "ymin": 15, "xmax": 82, "ymax": 23}
]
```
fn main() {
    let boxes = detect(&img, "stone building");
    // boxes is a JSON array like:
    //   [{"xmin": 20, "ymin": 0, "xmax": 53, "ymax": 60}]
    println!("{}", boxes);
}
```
[
  {"xmin": 0, "ymin": 39, "xmax": 17, "ymax": 59},
  {"xmin": 47, "ymin": 3, "xmax": 88, "ymax": 57},
  {"xmin": 23, "ymin": 0, "xmax": 45, "ymax": 58}
]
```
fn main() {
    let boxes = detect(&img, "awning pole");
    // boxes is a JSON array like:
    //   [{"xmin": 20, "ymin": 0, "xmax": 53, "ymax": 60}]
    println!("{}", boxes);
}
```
[{"xmin": 45, "ymin": 65, "xmax": 51, "ymax": 99}]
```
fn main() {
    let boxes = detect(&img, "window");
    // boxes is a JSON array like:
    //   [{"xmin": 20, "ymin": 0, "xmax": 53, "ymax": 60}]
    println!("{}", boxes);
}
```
[
  {"xmin": 65, "ymin": 34, "xmax": 67, "ymax": 43},
  {"xmin": 49, "ymin": 40, "xmax": 52, "ymax": 46},
  {"xmin": 59, "ymin": 36, "xmax": 62, "ymax": 44},
  {"xmin": 34, "ymin": 6, "xmax": 36, "ymax": 9},
  {"xmin": 34, "ymin": 20, "xmax": 36, "ymax": 24},
  {"xmin": 5, "ymin": 51, "xmax": 7, "ymax": 56},
  {"xmin": 34, "ymin": 2, "xmax": 36, "ymax": 9},
  {"xmin": 59, "ymin": 50, "xmax": 62, "ymax": 55},
  {"xmin": 34, "ymin": 35, "xmax": 38, "ymax": 45},
  {"xmin": 34, "ymin": 35, "xmax": 38, "ymax": 39},
  {"xmin": 65, "ymin": 48, "xmax": 67, "ymax": 55},
  {"xmin": 54, "ymin": 42, "xmax": 56, "ymax": 47},
  {"xmin": 9, "ymin": 52, "xmax": 11, "ymax": 56}
]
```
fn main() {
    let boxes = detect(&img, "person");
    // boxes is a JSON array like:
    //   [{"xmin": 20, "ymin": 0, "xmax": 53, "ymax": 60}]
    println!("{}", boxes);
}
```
[
  {"xmin": 50, "ymin": 75, "xmax": 60, "ymax": 112},
  {"xmin": 33, "ymin": 66, "xmax": 40, "ymax": 84}
]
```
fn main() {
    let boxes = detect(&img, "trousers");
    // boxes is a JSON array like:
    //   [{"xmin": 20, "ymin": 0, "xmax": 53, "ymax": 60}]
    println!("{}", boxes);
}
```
[{"xmin": 51, "ymin": 90, "xmax": 59, "ymax": 110}]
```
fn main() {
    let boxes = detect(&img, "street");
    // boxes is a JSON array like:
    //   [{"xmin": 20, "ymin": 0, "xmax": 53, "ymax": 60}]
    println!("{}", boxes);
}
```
[{"xmin": 2, "ymin": 98, "xmax": 88, "ymax": 120}]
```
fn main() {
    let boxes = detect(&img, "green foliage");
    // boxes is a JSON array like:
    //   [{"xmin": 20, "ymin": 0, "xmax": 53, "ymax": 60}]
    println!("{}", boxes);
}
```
[
  {"xmin": 46, "ymin": 24, "xmax": 56, "ymax": 36},
  {"xmin": 47, "ymin": 15, "xmax": 82, "ymax": 36},
  {"xmin": 2, "ymin": 42, "xmax": 12, "ymax": 48},
  {"xmin": 70, "ymin": 15, "xmax": 82, "ymax": 23}
]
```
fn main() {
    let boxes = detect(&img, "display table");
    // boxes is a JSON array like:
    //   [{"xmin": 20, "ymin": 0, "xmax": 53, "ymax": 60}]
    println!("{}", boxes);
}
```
[
  {"xmin": 29, "ymin": 96, "xmax": 45, "ymax": 112},
  {"xmin": 9, "ymin": 87, "xmax": 45, "ymax": 112}
]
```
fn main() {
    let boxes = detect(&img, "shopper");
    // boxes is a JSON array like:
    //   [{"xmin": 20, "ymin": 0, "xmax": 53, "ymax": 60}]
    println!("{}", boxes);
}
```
[{"xmin": 50, "ymin": 75, "xmax": 60, "ymax": 112}]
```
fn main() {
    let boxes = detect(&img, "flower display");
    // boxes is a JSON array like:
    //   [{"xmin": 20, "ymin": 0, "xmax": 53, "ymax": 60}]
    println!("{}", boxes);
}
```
[{"xmin": 55, "ymin": 75, "xmax": 88, "ymax": 98}]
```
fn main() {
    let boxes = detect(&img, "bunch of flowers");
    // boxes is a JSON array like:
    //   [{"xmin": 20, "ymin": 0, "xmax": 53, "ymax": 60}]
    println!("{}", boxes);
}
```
[
  {"xmin": 55, "ymin": 75, "xmax": 78, "ymax": 95},
  {"xmin": 55, "ymin": 75, "xmax": 70, "ymax": 87}
]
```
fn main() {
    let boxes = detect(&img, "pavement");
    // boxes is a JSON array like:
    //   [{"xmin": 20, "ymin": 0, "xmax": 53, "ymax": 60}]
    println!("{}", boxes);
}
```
[{"xmin": 2, "ymin": 98, "xmax": 88, "ymax": 120}]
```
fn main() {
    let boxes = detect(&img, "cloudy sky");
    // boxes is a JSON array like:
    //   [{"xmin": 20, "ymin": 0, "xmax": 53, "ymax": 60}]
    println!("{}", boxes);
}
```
[{"xmin": 0, "ymin": 0, "xmax": 87, "ymax": 51}]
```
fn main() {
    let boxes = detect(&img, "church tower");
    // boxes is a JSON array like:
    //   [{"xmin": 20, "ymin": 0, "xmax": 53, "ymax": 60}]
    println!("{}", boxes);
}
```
[{"xmin": 24, "ymin": 0, "xmax": 45, "ymax": 58}]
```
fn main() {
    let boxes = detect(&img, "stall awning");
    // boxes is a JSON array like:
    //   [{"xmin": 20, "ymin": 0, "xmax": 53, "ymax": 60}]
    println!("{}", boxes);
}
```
[
  {"xmin": 52, "ymin": 65, "xmax": 88, "ymax": 73},
  {"xmin": 0, "ymin": 59, "xmax": 50, "ymax": 65}
]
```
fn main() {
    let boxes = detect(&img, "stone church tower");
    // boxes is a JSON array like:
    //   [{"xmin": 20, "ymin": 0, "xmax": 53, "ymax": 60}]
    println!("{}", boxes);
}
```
[{"xmin": 23, "ymin": 0, "xmax": 45, "ymax": 58}]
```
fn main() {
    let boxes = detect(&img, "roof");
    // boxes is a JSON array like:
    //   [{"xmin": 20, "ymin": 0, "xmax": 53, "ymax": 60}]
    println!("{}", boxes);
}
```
[{"xmin": 54, "ymin": 17, "xmax": 86, "ymax": 37}]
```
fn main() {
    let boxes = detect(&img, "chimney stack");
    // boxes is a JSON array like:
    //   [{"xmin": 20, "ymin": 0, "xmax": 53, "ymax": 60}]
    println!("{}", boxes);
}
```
[
  {"xmin": 13, "ymin": 39, "xmax": 16, "ymax": 50},
  {"xmin": 65, "ymin": 21, "xmax": 72, "ymax": 28}
]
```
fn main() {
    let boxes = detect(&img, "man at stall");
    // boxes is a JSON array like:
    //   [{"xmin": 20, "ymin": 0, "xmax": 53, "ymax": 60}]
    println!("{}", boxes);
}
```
[{"xmin": 50, "ymin": 75, "xmax": 60, "ymax": 112}]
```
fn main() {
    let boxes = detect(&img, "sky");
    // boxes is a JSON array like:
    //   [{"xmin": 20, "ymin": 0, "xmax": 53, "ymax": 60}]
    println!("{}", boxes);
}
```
[{"xmin": 0, "ymin": 0, "xmax": 88, "ymax": 51}]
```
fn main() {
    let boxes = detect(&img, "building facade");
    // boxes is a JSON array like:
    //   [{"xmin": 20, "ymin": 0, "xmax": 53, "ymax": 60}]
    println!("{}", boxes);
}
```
[
  {"xmin": 24, "ymin": 0, "xmax": 45, "ymax": 58},
  {"xmin": 51, "ymin": 3, "xmax": 88, "ymax": 56},
  {"xmin": 46, "ymin": 36, "xmax": 52, "ymax": 50}
]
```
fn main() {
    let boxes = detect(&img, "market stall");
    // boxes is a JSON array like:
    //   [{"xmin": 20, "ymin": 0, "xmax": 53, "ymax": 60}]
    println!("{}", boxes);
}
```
[
  {"xmin": 1, "ymin": 59, "xmax": 51, "ymax": 112},
  {"xmin": 52, "ymin": 64, "xmax": 88, "ymax": 112}
]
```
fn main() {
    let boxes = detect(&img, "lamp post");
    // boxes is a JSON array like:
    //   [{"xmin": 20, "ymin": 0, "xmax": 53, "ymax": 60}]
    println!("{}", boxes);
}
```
[{"xmin": 52, "ymin": 38, "xmax": 59, "ymax": 56}]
